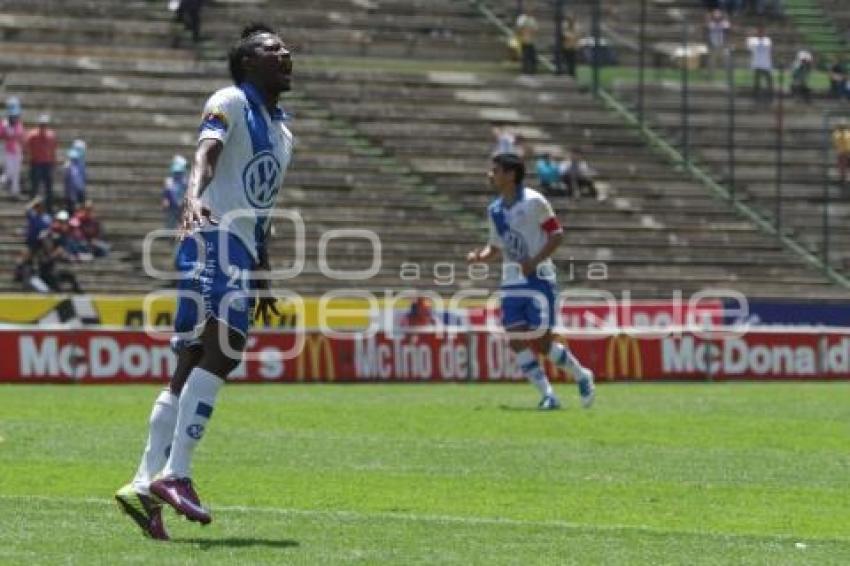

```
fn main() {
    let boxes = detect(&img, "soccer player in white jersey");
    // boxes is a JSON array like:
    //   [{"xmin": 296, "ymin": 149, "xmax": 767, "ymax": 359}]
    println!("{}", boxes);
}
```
[
  {"xmin": 115, "ymin": 24, "xmax": 294, "ymax": 540},
  {"xmin": 467, "ymin": 153, "xmax": 595, "ymax": 410}
]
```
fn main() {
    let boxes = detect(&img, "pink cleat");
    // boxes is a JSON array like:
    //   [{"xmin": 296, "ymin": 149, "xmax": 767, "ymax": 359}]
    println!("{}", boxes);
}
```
[{"xmin": 149, "ymin": 477, "xmax": 212, "ymax": 525}]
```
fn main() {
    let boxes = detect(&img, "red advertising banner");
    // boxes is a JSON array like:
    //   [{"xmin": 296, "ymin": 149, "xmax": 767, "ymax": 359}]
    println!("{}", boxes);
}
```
[{"xmin": 1, "ymin": 328, "xmax": 849, "ymax": 383}]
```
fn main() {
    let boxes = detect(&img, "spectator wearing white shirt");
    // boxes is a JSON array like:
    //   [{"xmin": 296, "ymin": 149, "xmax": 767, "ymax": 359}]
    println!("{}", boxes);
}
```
[
  {"xmin": 747, "ymin": 26, "xmax": 773, "ymax": 102},
  {"xmin": 705, "ymin": 9, "xmax": 730, "ymax": 78}
]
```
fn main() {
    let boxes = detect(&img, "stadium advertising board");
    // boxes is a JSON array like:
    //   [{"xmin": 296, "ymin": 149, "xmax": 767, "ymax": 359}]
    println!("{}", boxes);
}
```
[
  {"xmin": 0, "ymin": 295, "xmax": 729, "ymax": 330},
  {"xmin": 468, "ymin": 299, "xmax": 724, "ymax": 329},
  {"xmin": 725, "ymin": 299, "xmax": 850, "ymax": 326},
  {"xmin": 2, "ymin": 328, "xmax": 850, "ymax": 383}
]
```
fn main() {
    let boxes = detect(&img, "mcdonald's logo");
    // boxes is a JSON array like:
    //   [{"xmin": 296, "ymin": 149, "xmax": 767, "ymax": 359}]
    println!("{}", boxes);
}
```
[
  {"xmin": 296, "ymin": 335, "xmax": 336, "ymax": 381},
  {"xmin": 605, "ymin": 334, "xmax": 642, "ymax": 380}
]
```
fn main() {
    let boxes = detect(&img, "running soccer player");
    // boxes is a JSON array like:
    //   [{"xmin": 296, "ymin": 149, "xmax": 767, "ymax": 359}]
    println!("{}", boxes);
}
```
[
  {"xmin": 466, "ymin": 153, "xmax": 595, "ymax": 410},
  {"xmin": 115, "ymin": 24, "xmax": 294, "ymax": 540}
]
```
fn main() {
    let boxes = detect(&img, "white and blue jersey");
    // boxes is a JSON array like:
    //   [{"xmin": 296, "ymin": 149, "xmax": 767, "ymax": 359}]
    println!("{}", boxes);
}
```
[
  {"xmin": 195, "ymin": 83, "xmax": 293, "ymax": 259},
  {"xmin": 174, "ymin": 83, "xmax": 293, "ymax": 340},
  {"xmin": 487, "ymin": 187, "xmax": 563, "ymax": 330}
]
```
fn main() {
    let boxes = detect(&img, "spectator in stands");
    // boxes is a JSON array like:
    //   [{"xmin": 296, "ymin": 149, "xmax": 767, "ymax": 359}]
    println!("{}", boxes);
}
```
[
  {"xmin": 63, "ymin": 145, "xmax": 86, "ymax": 213},
  {"xmin": 24, "ymin": 196, "xmax": 51, "ymax": 253},
  {"xmin": 832, "ymin": 122, "xmax": 850, "ymax": 187},
  {"xmin": 789, "ymin": 50, "xmax": 813, "ymax": 104},
  {"xmin": 705, "ymin": 9, "xmax": 731, "ymax": 78},
  {"xmin": 536, "ymin": 153, "xmax": 563, "ymax": 196},
  {"xmin": 0, "ymin": 97, "xmax": 25, "ymax": 199},
  {"xmin": 829, "ymin": 59, "xmax": 849, "ymax": 99},
  {"xmin": 747, "ymin": 27, "xmax": 773, "ymax": 103},
  {"xmin": 50, "ymin": 209, "xmax": 91, "ymax": 261},
  {"xmin": 559, "ymin": 148, "xmax": 598, "ymax": 199},
  {"xmin": 171, "ymin": 0, "xmax": 204, "ymax": 47},
  {"xmin": 162, "ymin": 154, "xmax": 188, "ymax": 230},
  {"xmin": 74, "ymin": 200, "xmax": 110, "ymax": 258},
  {"xmin": 72, "ymin": 139, "xmax": 87, "ymax": 183},
  {"xmin": 14, "ymin": 228, "xmax": 82, "ymax": 293},
  {"xmin": 561, "ymin": 16, "xmax": 579, "ymax": 78},
  {"xmin": 25, "ymin": 114, "xmax": 58, "ymax": 213},
  {"xmin": 400, "ymin": 297, "xmax": 437, "ymax": 328},
  {"xmin": 513, "ymin": 134, "xmax": 531, "ymax": 161},
  {"xmin": 516, "ymin": 11, "xmax": 539, "ymax": 74},
  {"xmin": 492, "ymin": 128, "xmax": 530, "ymax": 160},
  {"xmin": 492, "ymin": 125, "xmax": 517, "ymax": 155}
]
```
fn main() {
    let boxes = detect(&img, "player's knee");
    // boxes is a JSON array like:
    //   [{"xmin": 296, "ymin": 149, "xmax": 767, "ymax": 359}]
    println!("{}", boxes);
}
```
[{"xmin": 195, "ymin": 357, "xmax": 238, "ymax": 380}]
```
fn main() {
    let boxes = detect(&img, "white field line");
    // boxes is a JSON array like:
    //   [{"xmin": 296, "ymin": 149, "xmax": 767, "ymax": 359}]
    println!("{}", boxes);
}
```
[{"xmin": 0, "ymin": 494, "xmax": 843, "ymax": 545}]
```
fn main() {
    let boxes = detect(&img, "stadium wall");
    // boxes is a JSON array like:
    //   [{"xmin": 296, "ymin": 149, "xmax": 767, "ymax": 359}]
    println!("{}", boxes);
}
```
[{"xmin": 3, "ymin": 327, "xmax": 850, "ymax": 383}]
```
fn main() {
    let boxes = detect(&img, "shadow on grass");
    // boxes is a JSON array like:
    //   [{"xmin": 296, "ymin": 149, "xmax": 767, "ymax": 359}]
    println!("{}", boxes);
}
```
[
  {"xmin": 497, "ymin": 404, "xmax": 546, "ymax": 412},
  {"xmin": 174, "ymin": 537, "xmax": 300, "ymax": 550}
]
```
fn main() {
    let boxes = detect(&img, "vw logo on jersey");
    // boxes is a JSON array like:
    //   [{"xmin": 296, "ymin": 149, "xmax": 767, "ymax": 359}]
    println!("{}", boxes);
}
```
[
  {"xmin": 243, "ymin": 150, "xmax": 282, "ymax": 209},
  {"xmin": 502, "ymin": 228, "xmax": 529, "ymax": 261}
]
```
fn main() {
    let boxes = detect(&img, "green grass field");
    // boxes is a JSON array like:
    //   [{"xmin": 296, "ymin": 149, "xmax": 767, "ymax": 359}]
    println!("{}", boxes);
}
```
[{"xmin": 1, "ymin": 382, "xmax": 849, "ymax": 565}]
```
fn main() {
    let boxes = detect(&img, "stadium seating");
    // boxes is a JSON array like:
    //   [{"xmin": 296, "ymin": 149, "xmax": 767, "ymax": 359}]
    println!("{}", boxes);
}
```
[
  {"xmin": 0, "ymin": 0, "xmax": 847, "ymax": 299},
  {"xmin": 486, "ymin": 0, "xmax": 808, "ymax": 70},
  {"xmin": 600, "ymin": 0, "xmax": 850, "ymax": 276}
]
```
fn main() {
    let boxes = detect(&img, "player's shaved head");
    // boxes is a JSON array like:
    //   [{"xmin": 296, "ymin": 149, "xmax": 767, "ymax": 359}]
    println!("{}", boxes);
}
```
[{"xmin": 492, "ymin": 153, "xmax": 525, "ymax": 186}]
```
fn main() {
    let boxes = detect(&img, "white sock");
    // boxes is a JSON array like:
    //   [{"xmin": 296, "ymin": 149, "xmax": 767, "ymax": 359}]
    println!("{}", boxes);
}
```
[
  {"xmin": 132, "ymin": 389, "xmax": 178, "ymax": 495},
  {"xmin": 161, "ymin": 368, "xmax": 223, "ymax": 479},
  {"xmin": 549, "ymin": 342, "xmax": 587, "ymax": 378},
  {"xmin": 516, "ymin": 348, "xmax": 554, "ymax": 398}
]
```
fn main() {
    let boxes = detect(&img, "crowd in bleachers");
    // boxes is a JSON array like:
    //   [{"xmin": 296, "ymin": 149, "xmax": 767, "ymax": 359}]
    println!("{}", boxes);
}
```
[
  {"xmin": 1, "ymin": 95, "xmax": 111, "ymax": 293},
  {"xmin": 701, "ymin": 1, "xmax": 850, "ymax": 104},
  {"xmin": 492, "ymin": 126, "xmax": 601, "ymax": 200}
]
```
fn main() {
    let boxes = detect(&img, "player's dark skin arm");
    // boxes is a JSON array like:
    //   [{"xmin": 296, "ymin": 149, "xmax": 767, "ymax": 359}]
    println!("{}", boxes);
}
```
[
  {"xmin": 254, "ymin": 227, "xmax": 281, "ymax": 326},
  {"xmin": 181, "ymin": 138, "xmax": 223, "ymax": 232}
]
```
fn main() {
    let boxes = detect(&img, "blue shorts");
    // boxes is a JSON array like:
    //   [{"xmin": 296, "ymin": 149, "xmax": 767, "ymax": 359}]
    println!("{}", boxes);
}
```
[
  {"xmin": 501, "ymin": 279, "xmax": 557, "ymax": 331},
  {"xmin": 173, "ymin": 229, "xmax": 256, "ymax": 342}
]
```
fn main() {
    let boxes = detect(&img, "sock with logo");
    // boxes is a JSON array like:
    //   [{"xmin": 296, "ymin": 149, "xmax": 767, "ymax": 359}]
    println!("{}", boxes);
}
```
[
  {"xmin": 132, "ymin": 389, "xmax": 178, "ymax": 495},
  {"xmin": 548, "ymin": 342, "xmax": 587, "ymax": 378},
  {"xmin": 516, "ymin": 348, "xmax": 555, "ymax": 398},
  {"xmin": 161, "ymin": 368, "xmax": 223, "ymax": 479}
]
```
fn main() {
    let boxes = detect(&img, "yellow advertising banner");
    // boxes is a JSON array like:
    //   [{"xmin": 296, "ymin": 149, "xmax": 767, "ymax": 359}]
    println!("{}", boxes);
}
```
[{"xmin": 0, "ymin": 294, "xmax": 431, "ymax": 329}]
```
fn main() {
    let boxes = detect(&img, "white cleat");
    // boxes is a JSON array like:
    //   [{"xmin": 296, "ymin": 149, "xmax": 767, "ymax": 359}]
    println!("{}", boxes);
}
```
[{"xmin": 537, "ymin": 395, "xmax": 562, "ymax": 411}]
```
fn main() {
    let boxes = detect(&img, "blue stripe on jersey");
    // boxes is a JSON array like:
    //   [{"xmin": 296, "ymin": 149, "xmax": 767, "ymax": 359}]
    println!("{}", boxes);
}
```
[
  {"xmin": 489, "ymin": 201, "xmax": 510, "ymax": 238},
  {"xmin": 488, "ymin": 186, "xmax": 526, "ymax": 238},
  {"xmin": 241, "ymin": 101, "xmax": 271, "ymax": 154},
  {"xmin": 238, "ymin": 82, "xmax": 284, "ymax": 256},
  {"xmin": 199, "ymin": 113, "xmax": 228, "ymax": 134}
]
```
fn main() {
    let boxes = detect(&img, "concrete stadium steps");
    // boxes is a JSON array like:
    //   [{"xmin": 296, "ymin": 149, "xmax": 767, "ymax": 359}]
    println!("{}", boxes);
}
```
[
  {"xmin": 820, "ymin": 1, "xmax": 850, "ymax": 57},
  {"xmin": 0, "ymin": 0, "xmax": 846, "ymax": 299},
  {"xmin": 0, "ymin": 0, "xmax": 507, "ymax": 63},
  {"xmin": 484, "ymin": 0, "xmax": 807, "ymax": 71},
  {"xmin": 288, "ymin": 65, "xmax": 847, "ymax": 297},
  {"xmin": 0, "ymin": 43, "xmax": 490, "ymax": 295},
  {"xmin": 610, "ymin": 81, "xmax": 850, "ymax": 270}
]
